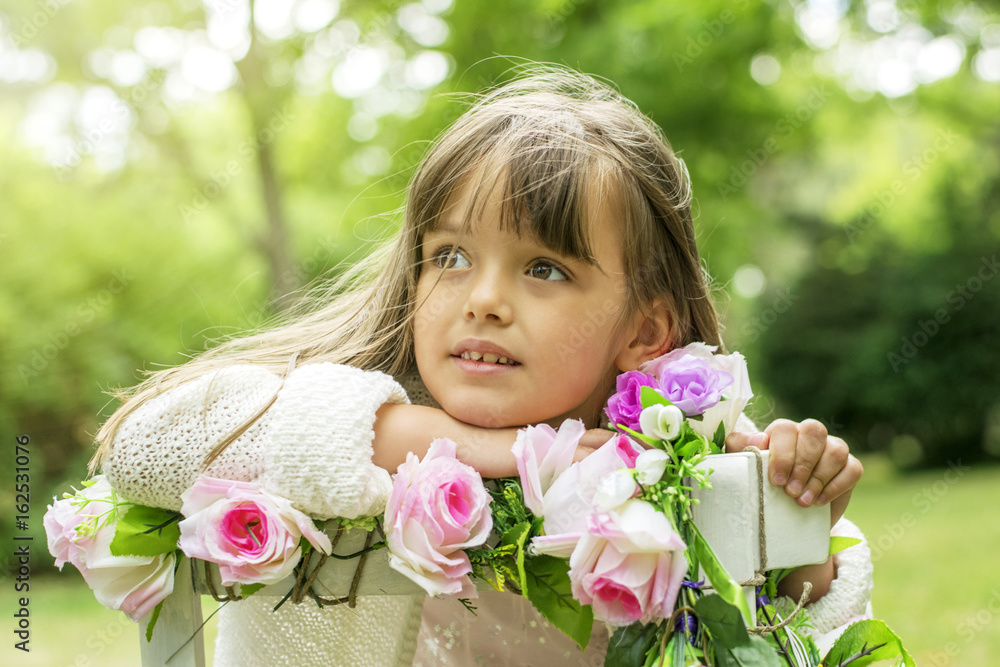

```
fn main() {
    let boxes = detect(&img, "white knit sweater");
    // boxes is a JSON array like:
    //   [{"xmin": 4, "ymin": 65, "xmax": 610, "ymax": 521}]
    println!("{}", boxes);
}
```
[{"xmin": 103, "ymin": 362, "xmax": 873, "ymax": 665}]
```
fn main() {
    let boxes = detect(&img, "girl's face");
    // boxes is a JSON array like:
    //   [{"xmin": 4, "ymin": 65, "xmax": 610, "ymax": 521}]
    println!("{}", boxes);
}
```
[{"xmin": 413, "ymin": 179, "xmax": 639, "ymax": 429}]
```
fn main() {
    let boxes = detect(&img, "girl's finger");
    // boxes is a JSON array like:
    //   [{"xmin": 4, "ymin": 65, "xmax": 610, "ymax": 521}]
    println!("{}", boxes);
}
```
[
  {"xmin": 764, "ymin": 419, "xmax": 800, "ymax": 487},
  {"xmin": 796, "ymin": 437, "xmax": 850, "ymax": 506},
  {"xmin": 783, "ymin": 419, "xmax": 828, "ymax": 498},
  {"xmin": 816, "ymin": 454, "xmax": 864, "ymax": 508},
  {"xmin": 724, "ymin": 431, "xmax": 769, "ymax": 453}
]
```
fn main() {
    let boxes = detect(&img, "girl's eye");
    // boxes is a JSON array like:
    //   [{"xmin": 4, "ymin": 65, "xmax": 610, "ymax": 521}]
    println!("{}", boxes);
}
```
[
  {"xmin": 431, "ymin": 247, "xmax": 471, "ymax": 269},
  {"xmin": 527, "ymin": 260, "xmax": 569, "ymax": 282}
]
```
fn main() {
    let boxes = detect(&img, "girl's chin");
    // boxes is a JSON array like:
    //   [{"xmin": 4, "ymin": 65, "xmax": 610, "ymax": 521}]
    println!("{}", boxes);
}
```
[
  {"xmin": 442, "ymin": 400, "xmax": 595, "ymax": 430},
  {"xmin": 436, "ymin": 400, "xmax": 531, "ymax": 429}
]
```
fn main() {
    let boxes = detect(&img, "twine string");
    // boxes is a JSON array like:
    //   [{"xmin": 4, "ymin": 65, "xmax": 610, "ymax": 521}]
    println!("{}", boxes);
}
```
[
  {"xmin": 202, "ymin": 558, "xmax": 242, "ymax": 602},
  {"xmin": 747, "ymin": 582, "xmax": 813, "ymax": 636}
]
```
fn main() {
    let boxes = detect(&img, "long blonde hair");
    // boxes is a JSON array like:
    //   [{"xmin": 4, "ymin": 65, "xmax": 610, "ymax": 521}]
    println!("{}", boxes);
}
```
[{"xmin": 91, "ymin": 64, "xmax": 722, "ymax": 470}]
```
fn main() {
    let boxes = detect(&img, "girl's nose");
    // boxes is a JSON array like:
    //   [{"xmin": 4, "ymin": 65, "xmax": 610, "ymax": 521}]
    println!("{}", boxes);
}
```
[{"xmin": 464, "ymin": 269, "xmax": 513, "ymax": 324}]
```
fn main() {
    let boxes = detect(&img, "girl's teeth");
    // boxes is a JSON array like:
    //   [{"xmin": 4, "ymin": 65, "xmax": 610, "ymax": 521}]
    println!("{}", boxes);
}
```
[{"xmin": 460, "ymin": 351, "xmax": 516, "ymax": 365}]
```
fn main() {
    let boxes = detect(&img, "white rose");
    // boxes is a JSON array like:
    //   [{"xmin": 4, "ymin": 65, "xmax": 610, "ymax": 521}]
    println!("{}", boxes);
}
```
[
  {"xmin": 634, "ymin": 449, "xmax": 670, "ymax": 485},
  {"xmin": 593, "ymin": 469, "xmax": 639, "ymax": 511},
  {"xmin": 639, "ymin": 403, "xmax": 684, "ymax": 442}
]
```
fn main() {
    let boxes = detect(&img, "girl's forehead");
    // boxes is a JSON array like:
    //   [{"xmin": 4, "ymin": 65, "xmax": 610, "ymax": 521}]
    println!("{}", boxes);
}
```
[{"xmin": 424, "ymin": 162, "xmax": 627, "ymax": 264}]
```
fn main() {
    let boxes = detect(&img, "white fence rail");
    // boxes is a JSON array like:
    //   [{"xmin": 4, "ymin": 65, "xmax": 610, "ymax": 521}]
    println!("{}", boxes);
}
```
[{"xmin": 139, "ymin": 451, "xmax": 830, "ymax": 666}]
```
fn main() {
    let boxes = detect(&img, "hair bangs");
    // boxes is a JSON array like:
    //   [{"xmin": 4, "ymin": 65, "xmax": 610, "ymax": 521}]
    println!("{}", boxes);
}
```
[{"xmin": 418, "ymin": 117, "xmax": 609, "ymax": 264}]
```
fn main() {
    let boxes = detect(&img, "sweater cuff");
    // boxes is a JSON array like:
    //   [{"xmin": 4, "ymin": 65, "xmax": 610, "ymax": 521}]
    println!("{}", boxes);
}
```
[
  {"xmin": 803, "ymin": 517, "xmax": 875, "ymax": 651},
  {"xmin": 262, "ymin": 363, "xmax": 409, "ymax": 519}
]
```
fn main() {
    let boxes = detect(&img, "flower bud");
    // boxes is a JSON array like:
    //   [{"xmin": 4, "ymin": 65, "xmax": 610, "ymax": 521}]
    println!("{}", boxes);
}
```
[
  {"xmin": 639, "ymin": 403, "xmax": 684, "ymax": 442},
  {"xmin": 635, "ymin": 449, "xmax": 670, "ymax": 485}
]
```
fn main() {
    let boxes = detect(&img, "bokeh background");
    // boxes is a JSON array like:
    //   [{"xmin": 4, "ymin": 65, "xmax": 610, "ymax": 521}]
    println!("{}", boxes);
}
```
[{"xmin": 2, "ymin": 0, "xmax": 999, "ymax": 665}]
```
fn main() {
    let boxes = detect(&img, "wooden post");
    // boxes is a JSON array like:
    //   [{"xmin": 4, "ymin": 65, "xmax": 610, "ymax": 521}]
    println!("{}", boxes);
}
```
[{"xmin": 140, "ymin": 557, "xmax": 205, "ymax": 667}]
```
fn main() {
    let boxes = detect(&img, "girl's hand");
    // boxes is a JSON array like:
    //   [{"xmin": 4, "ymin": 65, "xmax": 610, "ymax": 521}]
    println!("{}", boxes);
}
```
[
  {"xmin": 726, "ymin": 419, "xmax": 862, "ymax": 605},
  {"xmin": 725, "ymin": 419, "xmax": 863, "ymax": 528}
]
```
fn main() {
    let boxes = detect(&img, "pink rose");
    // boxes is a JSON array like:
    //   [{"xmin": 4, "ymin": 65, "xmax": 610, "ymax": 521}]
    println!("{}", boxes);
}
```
[
  {"xmin": 178, "ymin": 477, "xmax": 332, "ymax": 586},
  {"xmin": 527, "ymin": 432, "xmax": 644, "ymax": 558},
  {"xmin": 385, "ymin": 439, "xmax": 492, "ymax": 598},
  {"xmin": 568, "ymin": 499, "xmax": 687, "ymax": 626},
  {"xmin": 512, "ymin": 419, "xmax": 585, "ymax": 515},
  {"xmin": 641, "ymin": 342, "xmax": 753, "ymax": 439},
  {"xmin": 43, "ymin": 476, "xmax": 176, "ymax": 622}
]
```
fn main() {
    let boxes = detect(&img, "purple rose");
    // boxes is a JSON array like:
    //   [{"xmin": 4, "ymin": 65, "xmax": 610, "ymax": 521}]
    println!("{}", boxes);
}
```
[
  {"xmin": 656, "ymin": 355, "xmax": 733, "ymax": 416},
  {"xmin": 642, "ymin": 343, "xmax": 753, "ymax": 440},
  {"xmin": 605, "ymin": 371, "xmax": 659, "ymax": 430}
]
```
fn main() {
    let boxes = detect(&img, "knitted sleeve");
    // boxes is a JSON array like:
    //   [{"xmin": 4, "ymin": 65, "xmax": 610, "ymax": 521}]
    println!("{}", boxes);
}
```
[
  {"xmin": 804, "ymin": 517, "xmax": 875, "ymax": 641},
  {"xmin": 102, "ymin": 362, "xmax": 409, "ymax": 519}
]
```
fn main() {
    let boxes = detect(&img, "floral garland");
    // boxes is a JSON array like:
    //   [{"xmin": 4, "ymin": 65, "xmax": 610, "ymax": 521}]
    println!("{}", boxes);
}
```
[{"xmin": 44, "ymin": 343, "xmax": 913, "ymax": 665}]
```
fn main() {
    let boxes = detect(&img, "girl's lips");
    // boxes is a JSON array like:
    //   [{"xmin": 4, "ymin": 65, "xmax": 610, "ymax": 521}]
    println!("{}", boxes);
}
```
[{"xmin": 451, "ymin": 356, "xmax": 520, "ymax": 376}]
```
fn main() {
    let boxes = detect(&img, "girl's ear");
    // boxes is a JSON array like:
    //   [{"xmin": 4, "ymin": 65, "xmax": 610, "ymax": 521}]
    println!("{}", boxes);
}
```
[{"xmin": 614, "ymin": 301, "xmax": 673, "ymax": 372}]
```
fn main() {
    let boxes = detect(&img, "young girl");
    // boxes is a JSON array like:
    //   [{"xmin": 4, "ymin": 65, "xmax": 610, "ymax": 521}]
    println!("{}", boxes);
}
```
[{"xmin": 92, "ymin": 67, "xmax": 871, "ymax": 666}]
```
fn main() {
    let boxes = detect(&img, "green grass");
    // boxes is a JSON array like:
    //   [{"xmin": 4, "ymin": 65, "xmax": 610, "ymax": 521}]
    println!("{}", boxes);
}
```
[
  {"xmin": 846, "ymin": 454, "xmax": 1000, "ymax": 666},
  {"xmin": 9, "ymin": 454, "xmax": 999, "ymax": 666}
]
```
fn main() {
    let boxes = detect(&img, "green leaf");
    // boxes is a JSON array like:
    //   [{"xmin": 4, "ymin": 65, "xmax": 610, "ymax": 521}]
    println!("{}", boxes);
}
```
[
  {"xmin": 239, "ymin": 583, "xmax": 266, "ymax": 598},
  {"xmin": 690, "ymin": 522, "xmax": 754, "ymax": 624},
  {"xmin": 823, "ymin": 619, "xmax": 915, "ymax": 667},
  {"xmin": 829, "ymin": 536, "xmax": 862, "ymax": 555},
  {"xmin": 695, "ymin": 594, "xmax": 750, "ymax": 647},
  {"xmin": 500, "ymin": 521, "xmax": 532, "ymax": 593},
  {"xmin": 729, "ymin": 638, "xmax": 786, "ymax": 666},
  {"xmin": 110, "ymin": 505, "xmax": 182, "ymax": 558},
  {"xmin": 672, "ymin": 627, "xmax": 687, "ymax": 665},
  {"xmin": 523, "ymin": 555, "xmax": 593, "ymax": 651},
  {"xmin": 675, "ymin": 426, "xmax": 709, "ymax": 458},
  {"xmin": 712, "ymin": 421, "xmax": 727, "ymax": 452},
  {"xmin": 694, "ymin": 595, "xmax": 783, "ymax": 667},
  {"xmin": 640, "ymin": 386, "xmax": 671, "ymax": 409},
  {"xmin": 605, "ymin": 621, "xmax": 660, "ymax": 667},
  {"xmin": 144, "ymin": 599, "xmax": 164, "ymax": 643}
]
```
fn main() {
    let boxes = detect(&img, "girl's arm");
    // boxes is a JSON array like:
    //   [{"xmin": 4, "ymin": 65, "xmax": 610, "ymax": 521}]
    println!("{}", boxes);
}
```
[
  {"xmin": 371, "ymin": 404, "xmax": 611, "ymax": 477},
  {"xmin": 372, "ymin": 404, "xmax": 521, "ymax": 478}
]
